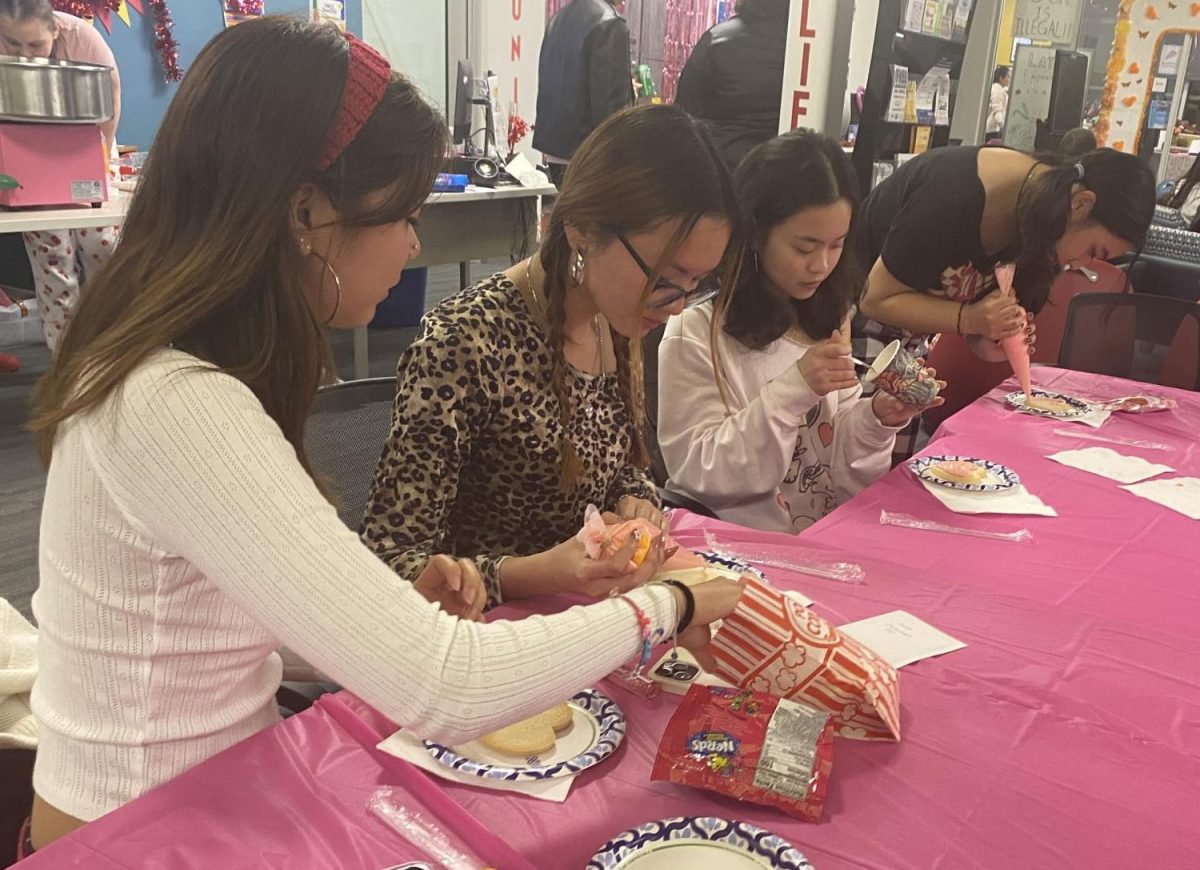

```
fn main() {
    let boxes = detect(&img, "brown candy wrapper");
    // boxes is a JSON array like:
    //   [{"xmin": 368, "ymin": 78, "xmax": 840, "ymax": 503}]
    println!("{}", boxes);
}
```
[{"xmin": 651, "ymin": 685, "xmax": 835, "ymax": 822}]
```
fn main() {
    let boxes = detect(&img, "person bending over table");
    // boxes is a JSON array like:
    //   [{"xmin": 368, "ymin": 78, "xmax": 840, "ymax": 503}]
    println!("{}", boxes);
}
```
[
  {"xmin": 360, "ymin": 104, "xmax": 739, "ymax": 614},
  {"xmin": 24, "ymin": 21, "xmax": 742, "ymax": 853},
  {"xmin": 657, "ymin": 131, "xmax": 940, "ymax": 533},
  {"xmin": 853, "ymin": 145, "xmax": 1155, "ymax": 457},
  {"xmin": 0, "ymin": 0, "xmax": 122, "ymax": 353}
]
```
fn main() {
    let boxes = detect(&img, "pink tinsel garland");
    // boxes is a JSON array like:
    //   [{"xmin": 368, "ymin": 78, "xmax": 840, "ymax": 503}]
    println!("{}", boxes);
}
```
[
  {"xmin": 662, "ymin": 0, "xmax": 718, "ymax": 103},
  {"xmin": 52, "ymin": 0, "xmax": 182, "ymax": 83}
]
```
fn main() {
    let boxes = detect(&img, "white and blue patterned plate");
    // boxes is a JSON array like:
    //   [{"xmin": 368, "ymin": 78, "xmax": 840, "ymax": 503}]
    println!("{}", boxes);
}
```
[
  {"xmin": 1006, "ymin": 389, "xmax": 1091, "ymax": 418},
  {"xmin": 909, "ymin": 455, "xmax": 1021, "ymax": 492},
  {"xmin": 586, "ymin": 817, "xmax": 814, "ymax": 869},
  {"xmin": 424, "ymin": 689, "xmax": 624, "ymax": 781}
]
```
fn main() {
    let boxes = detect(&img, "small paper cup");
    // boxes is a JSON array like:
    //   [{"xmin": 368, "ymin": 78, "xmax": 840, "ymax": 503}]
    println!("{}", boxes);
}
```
[{"xmin": 864, "ymin": 340, "xmax": 940, "ymax": 405}]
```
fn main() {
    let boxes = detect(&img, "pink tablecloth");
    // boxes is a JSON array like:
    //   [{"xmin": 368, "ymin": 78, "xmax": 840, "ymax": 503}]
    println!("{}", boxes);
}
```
[{"xmin": 22, "ymin": 370, "xmax": 1200, "ymax": 869}]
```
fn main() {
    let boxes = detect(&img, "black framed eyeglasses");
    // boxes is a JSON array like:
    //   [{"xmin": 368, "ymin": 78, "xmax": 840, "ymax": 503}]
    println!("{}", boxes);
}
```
[{"xmin": 616, "ymin": 233, "xmax": 720, "ymax": 309}]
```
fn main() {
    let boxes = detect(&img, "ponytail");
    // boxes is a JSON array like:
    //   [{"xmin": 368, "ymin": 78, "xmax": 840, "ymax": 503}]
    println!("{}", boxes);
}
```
[{"xmin": 1015, "ymin": 147, "xmax": 1154, "ymax": 314}]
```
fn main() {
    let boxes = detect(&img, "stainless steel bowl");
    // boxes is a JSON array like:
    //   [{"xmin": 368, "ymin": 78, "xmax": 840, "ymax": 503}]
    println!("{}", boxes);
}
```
[{"xmin": 0, "ymin": 54, "xmax": 113, "ymax": 124}]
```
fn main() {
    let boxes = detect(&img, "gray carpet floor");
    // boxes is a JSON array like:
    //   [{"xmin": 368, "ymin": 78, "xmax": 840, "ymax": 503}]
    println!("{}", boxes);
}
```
[{"xmin": 0, "ymin": 259, "xmax": 506, "ymax": 622}]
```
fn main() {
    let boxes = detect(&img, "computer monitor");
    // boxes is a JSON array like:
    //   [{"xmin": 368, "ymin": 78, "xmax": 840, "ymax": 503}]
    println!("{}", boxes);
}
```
[{"xmin": 453, "ymin": 60, "xmax": 475, "ymax": 147}]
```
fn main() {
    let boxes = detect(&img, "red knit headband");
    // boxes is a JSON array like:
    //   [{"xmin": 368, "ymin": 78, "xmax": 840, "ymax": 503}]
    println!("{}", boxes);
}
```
[{"xmin": 318, "ymin": 33, "xmax": 392, "ymax": 172}]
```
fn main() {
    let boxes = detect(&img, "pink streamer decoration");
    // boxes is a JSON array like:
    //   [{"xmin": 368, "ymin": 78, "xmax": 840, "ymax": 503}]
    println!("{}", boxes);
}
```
[{"xmin": 662, "ymin": 0, "xmax": 719, "ymax": 103}]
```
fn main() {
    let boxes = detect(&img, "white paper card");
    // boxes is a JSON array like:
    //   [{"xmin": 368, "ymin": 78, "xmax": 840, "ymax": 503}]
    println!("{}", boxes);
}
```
[
  {"xmin": 921, "ymin": 479, "xmax": 1057, "ymax": 516},
  {"xmin": 1047, "ymin": 447, "xmax": 1174, "ymax": 484},
  {"xmin": 377, "ymin": 730, "xmax": 574, "ymax": 801},
  {"xmin": 1121, "ymin": 477, "xmax": 1200, "ymax": 520},
  {"xmin": 840, "ymin": 611, "xmax": 967, "ymax": 668}
]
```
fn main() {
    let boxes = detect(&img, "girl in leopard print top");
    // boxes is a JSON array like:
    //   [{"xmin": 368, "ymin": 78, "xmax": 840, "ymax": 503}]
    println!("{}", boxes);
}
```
[{"xmin": 361, "ymin": 105, "xmax": 741, "ymax": 611}]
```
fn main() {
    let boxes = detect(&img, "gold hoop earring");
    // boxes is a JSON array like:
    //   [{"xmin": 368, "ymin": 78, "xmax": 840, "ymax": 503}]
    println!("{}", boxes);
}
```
[
  {"xmin": 571, "ymin": 250, "xmax": 586, "ymax": 285},
  {"xmin": 312, "ymin": 250, "xmax": 342, "ymax": 324}
]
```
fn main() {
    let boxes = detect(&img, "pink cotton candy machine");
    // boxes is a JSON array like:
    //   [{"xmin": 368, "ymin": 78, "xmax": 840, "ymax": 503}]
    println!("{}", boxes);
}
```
[{"xmin": 0, "ymin": 54, "xmax": 112, "ymax": 207}]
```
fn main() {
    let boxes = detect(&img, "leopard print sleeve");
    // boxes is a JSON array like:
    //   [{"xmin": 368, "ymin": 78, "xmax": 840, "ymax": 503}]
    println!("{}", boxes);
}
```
[
  {"xmin": 360, "ymin": 311, "xmax": 506, "ymax": 607},
  {"xmin": 605, "ymin": 463, "xmax": 661, "ymax": 511}
]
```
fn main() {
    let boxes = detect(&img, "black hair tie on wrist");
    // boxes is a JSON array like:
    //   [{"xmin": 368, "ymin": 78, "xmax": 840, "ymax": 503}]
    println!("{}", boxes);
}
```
[{"xmin": 660, "ymin": 579, "xmax": 696, "ymax": 634}]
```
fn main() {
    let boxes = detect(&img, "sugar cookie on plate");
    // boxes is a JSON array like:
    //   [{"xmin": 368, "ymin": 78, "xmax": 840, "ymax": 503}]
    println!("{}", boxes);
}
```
[{"xmin": 480, "ymin": 703, "xmax": 574, "ymax": 756}]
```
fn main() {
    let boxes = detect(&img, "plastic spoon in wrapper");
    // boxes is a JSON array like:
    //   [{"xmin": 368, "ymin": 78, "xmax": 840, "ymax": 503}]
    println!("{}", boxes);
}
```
[
  {"xmin": 1051, "ymin": 427, "xmax": 1171, "ymax": 452},
  {"xmin": 994, "ymin": 262, "xmax": 1032, "ymax": 400},
  {"xmin": 702, "ymin": 531, "xmax": 866, "ymax": 583},
  {"xmin": 368, "ymin": 788, "xmax": 495, "ymax": 870},
  {"xmin": 880, "ymin": 510, "xmax": 1032, "ymax": 542}
]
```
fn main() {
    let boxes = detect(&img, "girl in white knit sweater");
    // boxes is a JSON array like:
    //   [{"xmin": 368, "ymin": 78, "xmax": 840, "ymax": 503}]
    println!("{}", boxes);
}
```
[
  {"xmin": 24, "ymin": 18, "xmax": 741, "ymax": 851},
  {"xmin": 658, "ymin": 132, "xmax": 943, "ymax": 533}
]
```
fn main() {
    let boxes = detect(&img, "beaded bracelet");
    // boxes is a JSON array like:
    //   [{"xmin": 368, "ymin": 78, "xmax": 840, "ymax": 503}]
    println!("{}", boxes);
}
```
[
  {"xmin": 612, "ymin": 593, "xmax": 666, "ymax": 698},
  {"xmin": 615, "ymin": 594, "xmax": 654, "ymax": 675}
]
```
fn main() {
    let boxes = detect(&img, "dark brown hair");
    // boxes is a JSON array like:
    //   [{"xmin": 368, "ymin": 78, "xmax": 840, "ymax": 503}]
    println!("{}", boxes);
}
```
[
  {"xmin": 1058, "ymin": 127, "xmax": 1097, "ymax": 161},
  {"xmin": 539, "ymin": 103, "xmax": 740, "ymax": 486},
  {"xmin": 0, "ymin": 0, "xmax": 52, "ymax": 26},
  {"xmin": 720, "ymin": 131, "xmax": 862, "ymax": 352},
  {"xmin": 32, "ymin": 16, "xmax": 448, "ymax": 475},
  {"xmin": 1015, "ymin": 147, "xmax": 1154, "ymax": 313}
]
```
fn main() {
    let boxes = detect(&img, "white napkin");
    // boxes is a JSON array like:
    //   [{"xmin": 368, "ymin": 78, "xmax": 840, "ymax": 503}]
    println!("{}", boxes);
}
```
[
  {"xmin": 1059, "ymin": 405, "xmax": 1112, "ymax": 429},
  {"xmin": 839, "ymin": 611, "xmax": 967, "ymax": 668},
  {"xmin": 1121, "ymin": 477, "xmax": 1200, "ymax": 520},
  {"xmin": 920, "ymin": 479, "xmax": 1057, "ymax": 516},
  {"xmin": 377, "ymin": 730, "xmax": 575, "ymax": 802},
  {"xmin": 1047, "ymin": 447, "xmax": 1174, "ymax": 484}
]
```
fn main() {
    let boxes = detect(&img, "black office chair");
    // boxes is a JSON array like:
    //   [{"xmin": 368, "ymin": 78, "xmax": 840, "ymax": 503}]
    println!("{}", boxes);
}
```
[
  {"xmin": 274, "ymin": 378, "xmax": 398, "ymax": 715},
  {"xmin": 1151, "ymin": 204, "xmax": 1188, "ymax": 230},
  {"xmin": 304, "ymin": 377, "xmax": 398, "ymax": 530},
  {"xmin": 1058, "ymin": 292, "xmax": 1200, "ymax": 391},
  {"xmin": 1143, "ymin": 223, "xmax": 1200, "ymax": 264}
]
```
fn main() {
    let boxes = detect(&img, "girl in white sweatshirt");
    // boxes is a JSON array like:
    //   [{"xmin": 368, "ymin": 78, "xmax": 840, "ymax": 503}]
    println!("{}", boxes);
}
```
[{"xmin": 658, "ymin": 132, "xmax": 943, "ymax": 533}]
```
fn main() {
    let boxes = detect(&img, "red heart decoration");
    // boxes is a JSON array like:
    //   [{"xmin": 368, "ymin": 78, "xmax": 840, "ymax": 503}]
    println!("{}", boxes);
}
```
[{"xmin": 818, "ymin": 421, "xmax": 834, "ymax": 447}]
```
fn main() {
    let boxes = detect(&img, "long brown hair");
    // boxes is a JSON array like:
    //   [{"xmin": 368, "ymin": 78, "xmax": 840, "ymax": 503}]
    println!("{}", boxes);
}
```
[
  {"xmin": 539, "ymin": 104, "xmax": 740, "ymax": 487},
  {"xmin": 32, "ymin": 16, "xmax": 447, "ymax": 475}
]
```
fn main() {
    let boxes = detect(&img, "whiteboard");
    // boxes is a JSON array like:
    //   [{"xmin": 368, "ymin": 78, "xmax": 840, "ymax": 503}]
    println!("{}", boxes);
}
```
[
  {"xmin": 363, "ymin": 0, "xmax": 448, "ymax": 110},
  {"xmin": 1012, "ymin": 0, "xmax": 1082, "ymax": 48},
  {"xmin": 1003, "ymin": 45, "xmax": 1056, "ymax": 151}
]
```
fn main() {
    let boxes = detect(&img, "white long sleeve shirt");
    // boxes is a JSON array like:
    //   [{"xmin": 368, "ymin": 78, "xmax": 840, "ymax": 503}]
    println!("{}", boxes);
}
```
[
  {"xmin": 657, "ymin": 307, "xmax": 898, "ymax": 534},
  {"xmin": 32, "ymin": 349, "xmax": 675, "ymax": 821}
]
